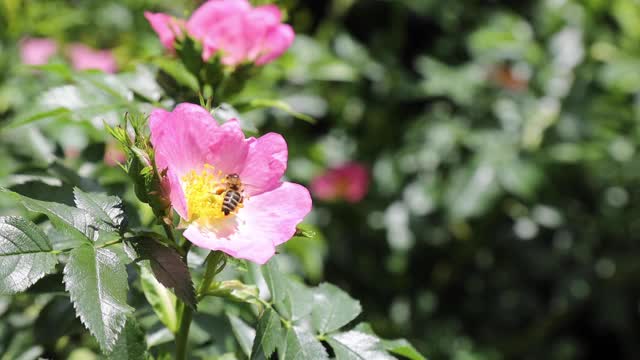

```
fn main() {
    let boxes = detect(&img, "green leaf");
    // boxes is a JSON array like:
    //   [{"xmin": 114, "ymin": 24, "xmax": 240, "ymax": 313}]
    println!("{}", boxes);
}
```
[
  {"xmin": 107, "ymin": 318, "xmax": 148, "ymax": 360},
  {"xmin": 262, "ymin": 258, "xmax": 290, "ymax": 313},
  {"xmin": 73, "ymin": 188, "xmax": 125, "ymax": 232},
  {"xmin": 34, "ymin": 297, "xmax": 81, "ymax": 347},
  {"xmin": 1, "ymin": 107, "xmax": 70, "ymax": 131},
  {"xmin": 286, "ymin": 224, "xmax": 327, "ymax": 282},
  {"xmin": 251, "ymin": 308, "xmax": 283, "ymax": 360},
  {"xmin": 0, "ymin": 216, "xmax": 58, "ymax": 295},
  {"xmin": 327, "ymin": 331, "xmax": 394, "ymax": 360},
  {"xmin": 287, "ymin": 281, "xmax": 314, "ymax": 321},
  {"xmin": 353, "ymin": 323, "xmax": 427, "ymax": 360},
  {"xmin": 140, "ymin": 266, "xmax": 178, "ymax": 333},
  {"xmin": 227, "ymin": 314, "xmax": 255, "ymax": 357},
  {"xmin": 262, "ymin": 258, "xmax": 312, "ymax": 321},
  {"xmin": 279, "ymin": 326, "xmax": 328, "ymax": 360},
  {"xmin": 176, "ymin": 37, "xmax": 204, "ymax": 79},
  {"xmin": 205, "ymin": 280, "xmax": 259, "ymax": 304},
  {"xmin": 119, "ymin": 65, "xmax": 164, "ymax": 102},
  {"xmin": 311, "ymin": 283, "xmax": 362, "ymax": 334},
  {"xmin": 154, "ymin": 58, "xmax": 200, "ymax": 92},
  {"xmin": 214, "ymin": 103, "xmax": 258, "ymax": 133},
  {"xmin": 133, "ymin": 240, "xmax": 196, "ymax": 309},
  {"xmin": 2, "ymin": 188, "xmax": 97, "ymax": 243},
  {"xmin": 64, "ymin": 244, "xmax": 133, "ymax": 352},
  {"xmin": 235, "ymin": 98, "xmax": 316, "ymax": 124},
  {"xmin": 445, "ymin": 161, "xmax": 501, "ymax": 220},
  {"xmin": 381, "ymin": 339, "xmax": 426, "ymax": 360}
]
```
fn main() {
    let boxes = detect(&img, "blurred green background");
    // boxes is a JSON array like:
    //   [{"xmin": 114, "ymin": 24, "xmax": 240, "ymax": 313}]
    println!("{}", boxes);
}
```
[{"xmin": 3, "ymin": 0, "xmax": 640, "ymax": 359}]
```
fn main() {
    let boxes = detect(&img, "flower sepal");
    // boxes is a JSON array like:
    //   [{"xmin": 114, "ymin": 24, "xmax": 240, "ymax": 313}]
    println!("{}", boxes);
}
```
[
  {"xmin": 107, "ymin": 113, "xmax": 172, "ymax": 217},
  {"xmin": 175, "ymin": 36, "xmax": 205, "ymax": 81},
  {"xmin": 173, "ymin": 34, "xmax": 256, "ymax": 102}
]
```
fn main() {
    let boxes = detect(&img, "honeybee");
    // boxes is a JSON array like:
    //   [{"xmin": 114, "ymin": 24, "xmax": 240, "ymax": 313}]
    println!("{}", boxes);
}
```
[{"xmin": 217, "ymin": 173, "xmax": 245, "ymax": 216}]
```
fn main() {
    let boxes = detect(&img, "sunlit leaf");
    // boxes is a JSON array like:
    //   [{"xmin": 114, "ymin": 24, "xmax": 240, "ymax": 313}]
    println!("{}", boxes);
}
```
[
  {"xmin": 73, "ymin": 188, "xmax": 125, "ymax": 232},
  {"xmin": 140, "ymin": 266, "xmax": 178, "ymax": 333},
  {"xmin": 327, "ymin": 330, "xmax": 394, "ymax": 360},
  {"xmin": 262, "ymin": 258, "xmax": 312, "ymax": 321},
  {"xmin": 311, "ymin": 283, "xmax": 361, "ymax": 334},
  {"xmin": 2, "ymin": 188, "xmax": 98, "ymax": 243},
  {"xmin": 63, "ymin": 244, "xmax": 133, "ymax": 352},
  {"xmin": 251, "ymin": 308, "xmax": 282, "ymax": 360},
  {"xmin": 279, "ymin": 326, "xmax": 328, "ymax": 360},
  {"xmin": 227, "ymin": 314, "xmax": 255, "ymax": 357},
  {"xmin": 0, "ymin": 216, "xmax": 57, "ymax": 295}
]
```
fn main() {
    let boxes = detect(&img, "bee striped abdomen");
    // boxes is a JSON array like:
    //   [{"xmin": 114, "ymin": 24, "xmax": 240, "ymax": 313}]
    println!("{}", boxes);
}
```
[{"xmin": 222, "ymin": 190, "xmax": 243, "ymax": 215}]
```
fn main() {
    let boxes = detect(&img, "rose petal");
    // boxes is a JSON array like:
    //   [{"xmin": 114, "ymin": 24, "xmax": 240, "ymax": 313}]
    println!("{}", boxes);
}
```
[
  {"xmin": 166, "ymin": 168, "xmax": 188, "ymax": 219},
  {"xmin": 254, "ymin": 4, "xmax": 282, "ymax": 22},
  {"xmin": 183, "ymin": 181, "xmax": 312, "ymax": 264},
  {"xmin": 243, "ymin": 5, "xmax": 282, "ymax": 61},
  {"xmin": 205, "ymin": 119, "xmax": 249, "ymax": 175},
  {"xmin": 255, "ymin": 24, "xmax": 295, "ymax": 65},
  {"xmin": 310, "ymin": 162, "xmax": 369, "ymax": 203},
  {"xmin": 202, "ymin": 16, "xmax": 249, "ymax": 64},
  {"xmin": 20, "ymin": 38, "xmax": 58, "ymax": 66},
  {"xmin": 145, "ymin": 12, "xmax": 183, "ymax": 51},
  {"xmin": 310, "ymin": 174, "xmax": 339, "ymax": 200},
  {"xmin": 343, "ymin": 163, "xmax": 369, "ymax": 202},
  {"xmin": 150, "ymin": 103, "xmax": 219, "ymax": 176},
  {"xmin": 184, "ymin": 222, "xmax": 276, "ymax": 264},
  {"xmin": 239, "ymin": 133, "xmax": 287, "ymax": 196},
  {"xmin": 187, "ymin": 0, "xmax": 251, "ymax": 41},
  {"xmin": 68, "ymin": 44, "xmax": 118, "ymax": 73},
  {"xmin": 187, "ymin": 0, "xmax": 293, "ymax": 65}
]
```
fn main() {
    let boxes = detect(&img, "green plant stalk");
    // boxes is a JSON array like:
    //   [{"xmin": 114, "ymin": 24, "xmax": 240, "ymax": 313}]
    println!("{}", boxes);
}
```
[
  {"xmin": 175, "ymin": 301, "xmax": 193, "ymax": 360},
  {"xmin": 175, "ymin": 251, "xmax": 224, "ymax": 360}
]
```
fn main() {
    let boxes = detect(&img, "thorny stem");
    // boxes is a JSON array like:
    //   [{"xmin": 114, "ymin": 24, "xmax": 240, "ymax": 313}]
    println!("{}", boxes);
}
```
[{"xmin": 175, "ymin": 250, "xmax": 225, "ymax": 360}]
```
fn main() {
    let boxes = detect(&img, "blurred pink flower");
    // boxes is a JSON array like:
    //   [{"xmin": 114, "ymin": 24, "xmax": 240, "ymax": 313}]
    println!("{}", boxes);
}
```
[
  {"xmin": 150, "ymin": 103, "xmax": 311, "ymax": 264},
  {"xmin": 311, "ymin": 163, "xmax": 369, "ymax": 203},
  {"xmin": 20, "ymin": 38, "xmax": 58, "ymax": 66},
  {"xmin": 104, "ymin": 142, "xmax": 126, "ymax": 167},
  {"xmin": 68, "ymin": 44, "xmax": 118, "ymax": 73},
  {"xmin": 144, "ymin": 12, "xmax": 184, "ymax": 51},
  {"xmin": 146, "ymin": 0, "xmax": 295, "ymax": 66}
]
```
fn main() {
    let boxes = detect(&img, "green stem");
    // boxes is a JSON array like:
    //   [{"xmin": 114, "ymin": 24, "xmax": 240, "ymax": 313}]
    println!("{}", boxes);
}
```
[
  {"xmin": 162, "ymin": 222, "xmax": 177, "ymax": 244},
  {"xmin": 175, "ymin": 251, "xmax": 225, "ymax": 360},
  {"xmin": 198, "ymin": 251, "xmax": 225, "ymax": 295},
  {"xmin": 51, "ymin": 238, "xmax": 123, "ymax": 254},
  {"xmin": 175, "ymin": 301, "xmax": 193, "ymax": 360}
]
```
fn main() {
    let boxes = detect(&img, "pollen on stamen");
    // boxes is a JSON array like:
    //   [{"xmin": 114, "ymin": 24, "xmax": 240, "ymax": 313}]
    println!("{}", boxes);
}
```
[{"xmin": 182, "ymin": 165, "xmax": 227, "ymax": 224}]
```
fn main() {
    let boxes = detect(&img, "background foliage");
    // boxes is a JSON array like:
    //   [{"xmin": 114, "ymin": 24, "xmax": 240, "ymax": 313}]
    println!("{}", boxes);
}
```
[{"xmin": 2, "ymin": 0, "xmax": 640, "ymax": 359}]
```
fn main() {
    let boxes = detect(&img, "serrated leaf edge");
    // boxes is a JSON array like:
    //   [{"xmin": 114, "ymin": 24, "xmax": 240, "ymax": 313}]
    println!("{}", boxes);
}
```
[{"xmin": 63, "ymin": 246, "xmax": 132, "ymax": 352}]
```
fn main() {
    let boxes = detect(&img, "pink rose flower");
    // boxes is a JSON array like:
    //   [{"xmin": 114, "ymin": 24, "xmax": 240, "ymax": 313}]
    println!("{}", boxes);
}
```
[
  {"xmin": 144, "ymin": 12, "xmax": 185, "ymax": 52},
  {"xmin": 150, "ymin": 103, "xmax": 312, "ymax": 264},
  {"xmin": 311, "ymin": 163, "xmax": 370, "ymax": 203},
  {"xmin": 20, "ymin": 38, "xmax": 58, "ymax": 65},
  {"xmin": 68, "ymin": 44, "xmax": 118, "ymax": 73},
  {"xmin": 146, "ymin": 0, "xmax": 295, "ymax": 66}
]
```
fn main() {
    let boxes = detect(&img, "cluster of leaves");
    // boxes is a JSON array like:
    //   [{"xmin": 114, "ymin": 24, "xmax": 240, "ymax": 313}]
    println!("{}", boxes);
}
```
[
  {"xmin": 0, "ymin": 183, "xmax": 420, "ymax": 358},
  {"xmin": 0, "ymin": 1, "xmax": 428, "ymax": 359},
  {"xmin": 0, "ymin": 187, "xmax": 134, "ymax": 353},
  {"xmin": 8, "ymin": 0, "xmax": 640, "ymax": 359},
  {"xmin": 265, "ymin": 0, "xmax": 640, "ymax": 359}
]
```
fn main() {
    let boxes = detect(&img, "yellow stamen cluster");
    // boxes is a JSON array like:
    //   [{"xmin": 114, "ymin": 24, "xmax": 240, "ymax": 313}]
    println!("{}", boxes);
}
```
[{"xmin": 182, "ymin": 165, "xmax": 226, "ymax": 224}]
